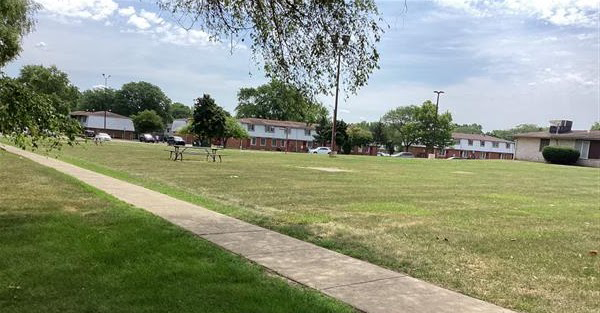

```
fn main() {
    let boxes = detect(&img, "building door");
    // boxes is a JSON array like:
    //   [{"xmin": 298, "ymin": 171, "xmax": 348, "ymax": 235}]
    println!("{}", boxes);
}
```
[
  {"xmin": 587, "ymin": 141, "xmax": 600, "ymax": 159},
  {"xmin": 575, "ymin": 140, "xmax": 590, "ymax": 159}
]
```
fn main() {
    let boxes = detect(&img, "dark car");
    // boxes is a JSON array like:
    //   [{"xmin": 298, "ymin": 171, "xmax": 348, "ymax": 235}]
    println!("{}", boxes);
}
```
[
  {"xmin": 167, "ymin": 136, "xmax": 186, "ymax": 146},
  {"xmin": 84, "ymin": 130, "xmax": 95, "ymax": 138},
  {"xmin": 139, "ymin": 133, "xmax": 156, "ymax": 143}
]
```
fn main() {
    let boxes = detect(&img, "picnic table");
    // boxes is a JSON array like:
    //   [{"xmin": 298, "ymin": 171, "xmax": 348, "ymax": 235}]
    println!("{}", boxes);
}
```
[{"xmin": 165, "ymin": 146, "xmax": 225, "ymax": 162}]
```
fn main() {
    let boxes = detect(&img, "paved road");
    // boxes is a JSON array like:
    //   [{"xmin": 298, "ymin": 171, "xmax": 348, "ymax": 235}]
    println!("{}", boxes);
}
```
[{"xmin": 2, "ymin": 144, "xmax": 515, "ymax": 313}]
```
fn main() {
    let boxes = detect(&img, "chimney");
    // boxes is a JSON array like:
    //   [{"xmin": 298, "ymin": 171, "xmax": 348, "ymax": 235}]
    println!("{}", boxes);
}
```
[{"xmin": 549, "ymin": 120, "xmax": 573, "ymax": 134}]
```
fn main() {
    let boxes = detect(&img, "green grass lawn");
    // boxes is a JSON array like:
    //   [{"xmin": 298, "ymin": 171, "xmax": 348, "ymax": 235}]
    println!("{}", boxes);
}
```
[
  {"xmin": 17, "ymin": 141, "xmax": 600, "ymax": 313},
  {"xmin": 0, "ymin": 150, "xmax": 354, "ymax": 313}
]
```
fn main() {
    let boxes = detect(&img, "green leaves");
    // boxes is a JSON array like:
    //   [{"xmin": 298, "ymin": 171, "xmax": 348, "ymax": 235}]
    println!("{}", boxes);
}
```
[
  {"xmin": 131, "ymin": 110, "xmax": 164, "ymax": 134},
  {"xmin": 170, "ymin": 102, "xmax": 192, "ymax": 119},
  {"xmin": 191, "ymin": 94, "xmax": 227, "ymax": 142},
  {"xmin": 156, "ymin": 0, "xmax": 384, "ymax": 96},
  {"xmin": 0, "ymin": 0, "xmax": 38, "ymax": 68},
  {"xmin": 114, "ymin": 82, "xmax": 172, "ymax": 124}
]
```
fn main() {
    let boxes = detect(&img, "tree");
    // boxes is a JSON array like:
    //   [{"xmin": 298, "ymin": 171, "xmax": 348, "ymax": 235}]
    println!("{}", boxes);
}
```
[
  {"xmin": 191, "ymin": 94, "xmax": 227, "ymax": 144},
  {"xmin": 114, "ymin": 81, "xmax": 172, "ymax": 123},
  {"xmin": 171, "ymin": 102, "xmax": 192, "ymax": 119},
  {"xmin": 77, "ymin": 87, "xmax": 117, "ymax": 112},
  {"xmin": 223, "ymin": 116, "xmax": 250, "ymax": 148},
  {"xmin": 157, "ymin": 1, "xmax": 384, "ymax": 96},
  {"xmin": 236, "ymin": 80, "xmax": 328, "ymax": 123},
  {"xmin": 453, "ymin": 123, "xmax": 483, "ymax": 134},
  {"xmin": 591, "ymin": 122, "xmax": 600, "ymax": 131},
  {"xmin": 347, "ymin": 124, "xmax": 373, "ymax": 150},
  {"xmin": 131, "ymin": 110, "xmax": 164, "ymax": 134},
  {"xmin": 0, "ymin": 76, "xmax": 81, "ymax": 149},
  {"xmin": 415, "ymin": 100, "xmax": 454, "ymax": 152},
  {"xmin": 17, "ymin": 65, "xmax": 80, "ymax": 112},
  {"xmin": 382, "ymin": 105, "xmax": 420, "ymax": 152},
  {"xmin": 312, "ymin": 116, "xmax": 348, "ymax": 151},
  {"xmin": 0, "ymin": 0, "xmax": 38, "ymax": 67},
  {"xmin": 369, "ymin": 121, "xmax": 387, "ymax": 146},
  {"xmin": 487, "ymin": 124, "xmax": 546, "ymax": 141}
]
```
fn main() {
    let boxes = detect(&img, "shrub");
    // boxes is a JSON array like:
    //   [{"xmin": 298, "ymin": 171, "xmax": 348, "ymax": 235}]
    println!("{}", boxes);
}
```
[{"xmin": 542, "ymin": 146, "xmax": 580, "ymax": 165}]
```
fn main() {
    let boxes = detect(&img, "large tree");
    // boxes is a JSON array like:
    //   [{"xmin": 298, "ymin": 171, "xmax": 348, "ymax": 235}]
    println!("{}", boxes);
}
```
[
  {"xmin": 0, "ymin": 0, "xmax": 37, "ymax": 67},
  {"xmin": 347, "ymin": 124, "xmax": 373, "ymax": 150},
  {"xmin": 222, "ymin": 116, "xmax": 250, "ymax": 148},
  {"xmin": 382, "ymin": 105, "xmax": 420, "ymax": 152},
  {"xmin": 191, "ymin": 94, "xmax": 227, "ymax": 144},
  {"xmin": 156, "ymin": 1, "xmax": 384, "ymax": 96},
  {"xmin": 114, "ymin": 81, "xmax": 172, "ymax": 123},
  {"xmin": 487, "ymin": 124, "xmax": 547, "ymax": 141},
  {"xmin": 131, "ymin": 110, "xmax": 164, "ymax": 134},
  {"xmin": 170, "ymin": 102, "xmax": 192, "ymax": 119},
  {"xmin": 77, "ymin": 87, "xmax": 118, "ymax": 112},
  {"xmin": 453, "ymin": 123, "xmax": 483, "ymax": 134},
  {"xmin": 416, "ymin": 100, "xmax": 454, "ymax": 152},
  {"xmin": 17, "ymin": 65, "xmax": 80, "ymax": 112},
  {"xmin": 236, "ymin": 80, "xmax": 328, "ymax": 123}
]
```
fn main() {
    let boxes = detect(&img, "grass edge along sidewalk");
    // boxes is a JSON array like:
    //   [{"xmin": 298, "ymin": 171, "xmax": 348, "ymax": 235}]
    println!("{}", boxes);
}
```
[{"xmin": 0, "ymin": 149, "xmax": 355, "ymax": 313}]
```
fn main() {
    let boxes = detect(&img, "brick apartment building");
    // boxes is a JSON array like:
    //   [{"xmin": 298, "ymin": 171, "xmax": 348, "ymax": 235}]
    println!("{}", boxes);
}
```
[
  {"xmin": 407, "ymin": 133, "xmax": 515, "ymax": 159},
  {"xmin": 225, "ymin": 118, "xmax": 317, "ymax": 152}
]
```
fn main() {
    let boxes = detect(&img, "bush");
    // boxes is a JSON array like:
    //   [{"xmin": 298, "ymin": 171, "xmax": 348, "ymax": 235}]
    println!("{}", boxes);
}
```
[{"xmin": 542, "ymin": 146, "xmax": 580, "ymax": 165}]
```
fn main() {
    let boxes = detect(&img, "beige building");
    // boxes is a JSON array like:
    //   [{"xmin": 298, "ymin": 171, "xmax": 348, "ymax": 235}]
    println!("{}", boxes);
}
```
[{"xmin": 514, "ymin": 122, "xmax": 600, "ymax": 167}]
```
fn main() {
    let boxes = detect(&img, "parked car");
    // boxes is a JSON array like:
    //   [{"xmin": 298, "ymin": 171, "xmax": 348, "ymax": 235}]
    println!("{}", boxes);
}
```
[
  {"xmin": 308, "ymin": 147, "xmax": 332, "ymax": 154},
  {"xmin": 391, "ymin": 152, "xmax": 414, "ymax": 158},
  {"xmin": 84, "ymin": 130, "xmax": 95, "ymax": 138},
  {"xmin": 139, "ymin": 133, "xmax": 156, "ymax": 143},
  {"xmin": 167, "ymin": 136, "xmax": 186, "ymax": 146},
  {"xmin": 94, "ymin": 132, "xmax": 111, "ymax": 141},
  {"xmin": 377, "ymin": 152, "xmax": 390, "ymax": 157}
]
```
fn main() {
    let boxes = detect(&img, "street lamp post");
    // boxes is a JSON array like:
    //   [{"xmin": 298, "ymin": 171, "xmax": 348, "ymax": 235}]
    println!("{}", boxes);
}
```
[
  {"xmin": 330, "ymin": 34, "xmax": 351, "ymax": 157},
  {"xmin": 433, "ymin": 90, "xmax": 444, "ymax": 155},
  {"xmin": 102, "ymin": 73, "xmax": 111, "ymax": 131}
]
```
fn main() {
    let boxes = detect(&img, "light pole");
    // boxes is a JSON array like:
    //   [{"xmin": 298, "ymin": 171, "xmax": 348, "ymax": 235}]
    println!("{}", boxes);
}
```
[
  {"xmin": 433, "ymin": 90, "xmax": 444, "ymax": 155},
  {"xmin": 330, "ymin": 34, "xmax": 351, "ymax": 157},
  {"xmin": 102, "ymin": 73, "xmax": 111, "ymax": 131}
]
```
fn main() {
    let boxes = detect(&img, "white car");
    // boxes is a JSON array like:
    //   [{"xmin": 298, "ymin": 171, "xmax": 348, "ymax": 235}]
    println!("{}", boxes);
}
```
[
  {"xmin": 309, "ymin": 147, "xmax": 332, "ymax": 154},
  {"xmin": 94, "ymin": 132, "xmax": 111, "ymax": 141},
  {"xmin": 391, "ymin": 152, "xmax": 414, "ymax": 158}
]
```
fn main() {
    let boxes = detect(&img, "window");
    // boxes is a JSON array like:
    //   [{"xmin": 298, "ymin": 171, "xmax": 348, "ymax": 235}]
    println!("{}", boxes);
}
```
[
  {"xmin": 468, "ymin": 139, "xmax": 473, "ymax": 146},
  {"xmin": 506, "ymin": 142, "xmax": 511, "ymax": 149},
  {"xmin": 265, "ymin": 125, "xmax": 275, "ymax": 133},
  {"xmin": 539, "ymin": 139, "xmax": 550, "ymax": 151},
  {"xmin": 304, "ymin": 129, "xmax": 311, "ymax": 136},
  {"xmin": 250, "ymin": 137, "xmax": 256, "ymax": 145},
  {"xmin": 575, "ymin": 140, "xmax": 590, "ymax": 159},
  {"xmin": 480, "ymin": 140, "xmax": 486, "ymax": 147},
  {"xmin": 247, "ymin": 124, "xmax": 255, "ymax": 131},
  {"xmin": 272, "ymin": 139, "xmax": 278, "ymax": 147},
  {"xmin": 284, "ymin": 128, "xmax": 291, "ymax": 134},
  {"xmin": 492, "ymin": 142, "xmax": 499, "ymax": 148},
  {"xmin": 454, "ymin": 139, "xmax": 460, "ymax": 145},
  {"xmin": 260, "ymin": 138, "xmax": 266, "ymax": 146}
]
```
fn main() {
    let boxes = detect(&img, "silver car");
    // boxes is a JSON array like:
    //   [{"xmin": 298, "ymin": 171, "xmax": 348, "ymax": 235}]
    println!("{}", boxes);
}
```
[{"xmin": 391, "ymin": 152, "xmax": 414, "ymax": 158}]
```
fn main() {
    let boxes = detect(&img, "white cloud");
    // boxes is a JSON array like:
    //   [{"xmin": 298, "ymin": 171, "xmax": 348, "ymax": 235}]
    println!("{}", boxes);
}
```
[
  {"xmin": 35, "ymin": 41, "xmax": 47, "ymax": 48},
  {"xmin": 139, "ymin": 10, "xmax": 164, "ymax": 24},
  {"xmin": 127, "ymin": 15, "xmax": 151, "ymax": 30},
  {"xmin": 434, "ymin": 0, "xmax": 599, "ymax": 27},
  {"xmin": 36, "ymin": 0, "xmax": 118, "ymax": 21},
  {"xmin": 118, "ymin": 6, "xmax": 135, "ymax": 17}
]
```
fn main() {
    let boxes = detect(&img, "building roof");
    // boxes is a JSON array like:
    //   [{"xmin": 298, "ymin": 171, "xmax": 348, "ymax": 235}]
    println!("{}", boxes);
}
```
[
  {"xmin": 513, "ymin": 130, "xmax": 600, "ymax": 140},
  {"xmin": 238, "ymin": 118, "xmax": 315, "ymax": 129},
  {"xmin": 452, "ymin": 132, "xmax": 513, "ymax": 143},
  {"xmin": 70, "ymin": 111, "xmax": 131, "ymax": 119}
]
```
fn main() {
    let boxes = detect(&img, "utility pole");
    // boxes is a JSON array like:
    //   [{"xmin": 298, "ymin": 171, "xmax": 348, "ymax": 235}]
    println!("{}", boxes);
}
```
[
  {"xmin": 330, "ymin": 34, "xmax": 351, "ymax": 157},
  {"xmin": 433, "ymin": 90, "xmax": 444, "ymax": 155},
  {"xmin": 102, "ymin": 73, "xmax": 111, "ymax": 131}
]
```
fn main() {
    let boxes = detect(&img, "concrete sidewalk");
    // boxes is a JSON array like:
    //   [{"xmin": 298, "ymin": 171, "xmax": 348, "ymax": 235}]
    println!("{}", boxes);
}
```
[{"xmin": 3, "ymin": 144, "xmax": 515, "ymax": 313}]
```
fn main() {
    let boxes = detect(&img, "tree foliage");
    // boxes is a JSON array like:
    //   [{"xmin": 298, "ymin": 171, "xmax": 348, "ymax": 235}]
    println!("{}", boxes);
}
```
[
  {"xmin": 415, "ymin": 100, "xmax": 454, "ymax": 152},
  {"xmin": 77, "ymin": 87, "xmax": 117, "ymax": 112},
  {"xmin": 191, "ymin": 94, "xmax": 227, "ymax": 143},
  {"xmin": 0, "ymin": 0, "xmax": 38, "ymax": 67},
  {"xmin": 171, "ymin": 102, "xmax": 192, "ymax": 119},
  {"xmin": 347, "ymin": 124, "xmax": 373, "ymax": 148},
  {"xmin": 453, "ymin": 123, "xmax": 483, "ymax": 134},
  {"xmin": 487, "ymin": 124, "xmax": 546, "ymax": 141},
  {"xmin": 17, "ymin": 65, "xmax": 80, "ymax": 112},
  {"xmin": 591, "ymin": 122, "xmax": 600, "ymax": 131},
  {"xmin": 0, "ymin": 76, "xmax": 81, "ymax": 149},
  {"xmin": 223, "ymin": 116, "xmax": 250, "ymax": 147},
  {"xmin": 131, "ymin": 110, "xmax": 164, "ymax": 134},
  {"xmin": 382, "ymin": 105, "xmax": 420, "ymax": 152},
  {"xmin": 115, "ymin": 81, "xmax": 172, "ymax": 124},
  {"xmin": 236, "ymin": 80, "xmax": 328, "ymax": 123},
  {"xmin": 156, "ymin": 0, "xmax": 384, "ymax": 96},
  {"xmin": 312, "ymin": 116, "xmax": 348, "ymax": 151}
]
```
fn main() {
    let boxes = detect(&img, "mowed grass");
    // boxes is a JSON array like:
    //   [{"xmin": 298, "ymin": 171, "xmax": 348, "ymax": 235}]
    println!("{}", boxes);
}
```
[
  {"xmin": 0, "ymin": 150, "xmax": 355, "ymax": 313},
  {"xmin": 48, "ymin": 141, "xmax": 599, "ymax": 313}
]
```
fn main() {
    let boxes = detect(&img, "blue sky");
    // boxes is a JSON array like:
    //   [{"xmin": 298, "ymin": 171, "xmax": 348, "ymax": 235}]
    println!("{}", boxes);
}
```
[{"xmin": 4, "ymin": 0, "xmax": 599, "ymax": 131}]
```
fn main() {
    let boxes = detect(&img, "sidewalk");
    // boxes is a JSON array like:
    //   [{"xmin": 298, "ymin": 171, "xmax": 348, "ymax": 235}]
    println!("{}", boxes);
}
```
[{"xmin": 3, "ymin": 144, "xmax": 515, "ymax": 313}]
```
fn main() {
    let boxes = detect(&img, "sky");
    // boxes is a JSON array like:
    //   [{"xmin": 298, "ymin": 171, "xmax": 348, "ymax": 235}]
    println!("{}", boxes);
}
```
[{"xmin": 4, "ymin": 0, "xmax": 599, "ymax": 131}]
